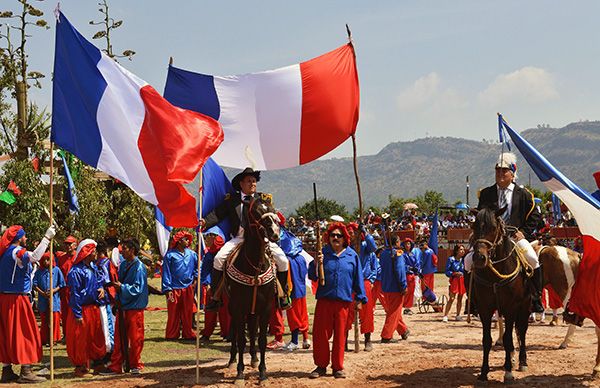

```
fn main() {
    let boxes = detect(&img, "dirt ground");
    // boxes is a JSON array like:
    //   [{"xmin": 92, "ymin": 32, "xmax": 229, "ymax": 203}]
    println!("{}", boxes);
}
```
[{"xmin": 57, "ymin": 280, "xmax": 600, "ymax": 388}]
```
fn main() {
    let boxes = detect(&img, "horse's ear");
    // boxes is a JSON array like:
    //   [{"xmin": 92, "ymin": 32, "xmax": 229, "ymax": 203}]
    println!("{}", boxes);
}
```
[
  {"xmin": 495, "ymin": 205, "xmax": 508, "ymax": 219},
  {"xmin": 261, "ymin": 193, "xmax": 273, "ymax": 205}
]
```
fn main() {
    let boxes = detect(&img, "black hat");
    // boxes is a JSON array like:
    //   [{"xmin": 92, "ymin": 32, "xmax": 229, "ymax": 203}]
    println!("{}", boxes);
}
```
[{"xmin": 232, "ymin": 167, "xmax": 261, "ymax": 191}]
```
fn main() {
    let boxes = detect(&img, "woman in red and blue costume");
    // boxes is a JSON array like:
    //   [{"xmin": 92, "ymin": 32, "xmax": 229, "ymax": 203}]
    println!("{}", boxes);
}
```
[
  {"xmin": 308, "ymin": 222, "xmax": 367, "ymax": 379},
  {"xmin": 400, "ymin": 238, "xmax": 420, "ymax": 315},
  {"xmin": 0, "ymin": 224, "xmax": 55, "ymax": 383}
]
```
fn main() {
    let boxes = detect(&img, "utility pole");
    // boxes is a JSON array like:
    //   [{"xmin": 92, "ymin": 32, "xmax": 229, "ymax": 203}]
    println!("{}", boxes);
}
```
[{"xmin": 466, "ymin": 175, "xmax": 470, "ymax": 206}]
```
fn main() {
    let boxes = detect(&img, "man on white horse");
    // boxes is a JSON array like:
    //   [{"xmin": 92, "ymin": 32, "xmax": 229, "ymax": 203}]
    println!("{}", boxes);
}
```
[
  {"xmin": 202, "ymin": 167, "xmax": 290, "ymax": 311},
  {"xmin": 465, "ymin": 152, "xmax": 544, "ymax": 313}
]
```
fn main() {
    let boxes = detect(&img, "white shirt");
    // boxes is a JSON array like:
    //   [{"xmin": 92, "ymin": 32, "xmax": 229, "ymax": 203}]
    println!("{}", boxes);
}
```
[{"xmin": 496, "ymin": 182, "xmax": 515, "ymax": 219}]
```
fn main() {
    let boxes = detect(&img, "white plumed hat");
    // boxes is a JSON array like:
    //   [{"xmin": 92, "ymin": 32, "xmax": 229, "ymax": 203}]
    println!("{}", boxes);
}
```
[{"xmin": 495, "ymin": 152, "xmax": 518, "ymax": 179}]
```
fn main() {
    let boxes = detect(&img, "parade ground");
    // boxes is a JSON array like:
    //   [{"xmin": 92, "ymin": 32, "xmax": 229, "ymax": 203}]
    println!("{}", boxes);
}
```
[{"xmin": 15, "ymin": 274, "xmax": 598, "ymax": 388}]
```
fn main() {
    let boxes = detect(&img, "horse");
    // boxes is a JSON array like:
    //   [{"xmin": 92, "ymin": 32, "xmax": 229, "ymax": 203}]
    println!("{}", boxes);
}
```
[
  {"xmin": 224, "ymin": 197, "xmax": 280, "ymax": 383},
  {"xmin": 470, "ymin": 206, "xmax": 533, "ymax": 383}
]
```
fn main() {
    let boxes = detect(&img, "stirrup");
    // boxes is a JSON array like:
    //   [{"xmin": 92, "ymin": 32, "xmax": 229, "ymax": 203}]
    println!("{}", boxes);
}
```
[{"xmin": 278, "ymin": 296, "xmax": 292, "ymax": 311}]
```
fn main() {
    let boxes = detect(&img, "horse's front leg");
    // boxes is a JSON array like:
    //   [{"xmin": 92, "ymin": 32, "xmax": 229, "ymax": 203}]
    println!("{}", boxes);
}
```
[
  {"xmin": 248, "ymin": 314, "xmax": 259, "ymax": 369},
  {"xmin": 478, "ymin": 312, "xmax": 493, "ymax": 382},
  {"xmin": 502, "ymin": 317, "xmax": 516, "ymax": 383},
  {"xmin": 228, "ymin": 318, "xmax": 237, "ymax": 368},
  {"xmin": 516, "ymin": 310, "xmax": 529, "ymax": 372},
  {"xmin": 258, "ymin": 308, "xmax": 270, "ymax": 381},
  {"xmin": 593, "ymin": 326, "xmax": 600, "ymax": 377},
  {"xmin": 235, "ymin": 318, "xmax": 247, "ymax": 383},
  {"xmin": 559, "ymin": 324, "xmax": 577, "ymax": 349}
]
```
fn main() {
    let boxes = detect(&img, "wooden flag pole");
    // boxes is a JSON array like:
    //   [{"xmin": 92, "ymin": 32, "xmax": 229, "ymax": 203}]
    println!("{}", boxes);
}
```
[
  {"xmin": 49, "ymin": 142, "xmax": 55, "ymax": 381},
  {"xmin": 195, "ymin": 169, "xmax": 203, "ymax": 385}
]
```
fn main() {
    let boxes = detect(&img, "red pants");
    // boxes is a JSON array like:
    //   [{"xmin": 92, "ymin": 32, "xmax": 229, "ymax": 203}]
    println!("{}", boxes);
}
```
[
  {"xmin": 421, "ymin": 273, "xmax": 435, "ymax": 294},
  {"xmin": 372, "ymin": 280, "xmax": 386, "ymax": 309},
  {"xmin": 109, "ymin": 309, "xmax": 145, "ymax": 372},
  {"xmin": 0, "ymin": 294, "xmax": 42, "ymax": 365},
  {"xmin": 543, "ymin": 285, "xmax": 563, "ymax": 309},
  {"xmin": 60, "ymin": 288, "xmax": 70, "ymax": 340},
  {"xmin": 403, "ymin": 274, "xmax": 416, "ymax": 308},
  {"xmin": 40, "ymin": 311, "xmax": 61, "ymax": 345},
  {"xmin": 359, "ymin": 280, "xmax": 375, "ymax": 334},
  {"xmin": 202, "ymin": 289, "xmax": 230, "ymax": 338},
  {"xmin": 165, "ymin": 285, "xmax": 196, "ymax": 339},
  {"xmin": 381, "ymin": 292, "xmax": 408, "ymax": 339},
  {"xmin": 269, "ymin": 304, "xmax": 284, "ymax": 342},
  {"xmin": 66, "ymin": 304, "xmax": 106, "ymax": 367},
  {"xmin": 312, "ymin": 299, "xmax": 351, "ymax": 371},
  {"xmin": 287, "ymin": 296, "xmax": 309, "ymax": 334}
]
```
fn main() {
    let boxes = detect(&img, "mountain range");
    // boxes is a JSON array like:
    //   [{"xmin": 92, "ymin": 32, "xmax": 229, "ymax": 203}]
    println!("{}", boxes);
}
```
[{"xmin": 221, "ymin": 121, "xmax": 600, "ymax": 215}]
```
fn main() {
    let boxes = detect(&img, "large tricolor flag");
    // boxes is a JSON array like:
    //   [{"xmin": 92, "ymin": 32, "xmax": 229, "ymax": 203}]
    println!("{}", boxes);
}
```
[
  {"xmin": 51, "ymin": 12, "xmax": 223, "ymax": 227},
  {"xmin": 500, "ymin": 114, "xmax": 600, "ymax": 326},
  {"xmin": 155, "ymin": 207, "xmax": 172, "ymax": 257},
  {"xmin": 164, "ymin": 44, "xmax": 360, "ymax": 170}
]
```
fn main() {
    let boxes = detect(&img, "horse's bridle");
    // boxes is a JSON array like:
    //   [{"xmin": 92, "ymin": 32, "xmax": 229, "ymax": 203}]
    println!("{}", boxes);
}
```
[
  {"xmin": 473, "ymin": 219, "xmax": 522, "ymax": 280},
  {"xmin": 246, "ymin": 199, "xmax": 279, "ymax": 240}
]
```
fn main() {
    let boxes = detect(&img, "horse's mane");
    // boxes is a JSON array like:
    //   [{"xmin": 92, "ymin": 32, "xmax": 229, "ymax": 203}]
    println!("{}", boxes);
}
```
[{"xmin": 472, "ymin": 207, "xmax": 499, "ymax": 241}]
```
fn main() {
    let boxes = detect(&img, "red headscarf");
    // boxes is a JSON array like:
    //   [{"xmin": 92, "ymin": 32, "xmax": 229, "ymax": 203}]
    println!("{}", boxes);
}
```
[
  {"xmin": 64, "ymin": 235, "xmax": 78, "ymax": 244},
  {"xmin": 170, "ymin": 231, "xmax": 193, "ymax": 249},
  {"xmin": 73, "ymin": 239, "xmax": 97, "ymax": 265},
  {"xmin": 40, "ymin": 252, "xmax": 56, "ymax": 269},
  {"xmin": 0, "ymin": 225, "xmax": 24, "ymax": 257},
  {"xmin": 208, "ymin": 235, "xmax": 225, "ymax": 254},
  {"xmin": 323, "ymin": 222, "xmax": 351, "ymax": 247}
]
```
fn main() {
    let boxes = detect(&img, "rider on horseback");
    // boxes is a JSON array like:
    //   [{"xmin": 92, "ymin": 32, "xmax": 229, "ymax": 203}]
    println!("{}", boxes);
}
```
[
  {"xmin": 465, "ymin": 152, "xmax": 545, "ymax": 313},
  {"xmin": 202, "ymin": 167, "xmax": 291, "ymax": 311}
]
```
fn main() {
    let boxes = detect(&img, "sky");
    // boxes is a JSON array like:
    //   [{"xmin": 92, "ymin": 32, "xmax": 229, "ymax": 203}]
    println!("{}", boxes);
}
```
[{"xmin": 11, "ymin": 1, "xmax": 600, "ymax": 159}]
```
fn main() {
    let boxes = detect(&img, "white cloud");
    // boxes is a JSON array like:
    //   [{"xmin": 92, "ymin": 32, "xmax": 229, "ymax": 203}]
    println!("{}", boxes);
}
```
[
  {"xmin": 479, "ymin": 66, "xmax": 559, "ymax": 105},
  {"xmin": 397, "ymin": 72, "xmax": 468, "ymax": 112}
]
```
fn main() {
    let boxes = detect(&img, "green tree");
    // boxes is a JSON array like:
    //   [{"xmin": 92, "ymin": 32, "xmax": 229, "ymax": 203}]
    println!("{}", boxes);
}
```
[
  {"xmin": 89, "ymin": 0, "xmax": 135, "ymax": 61},
  {"xmin": 293, "ymin": 197, "xmax": 349, "ymax": 221},
  {"xmin": 414, "ymin": 190, "xmax": 447, "ymax": 213}
]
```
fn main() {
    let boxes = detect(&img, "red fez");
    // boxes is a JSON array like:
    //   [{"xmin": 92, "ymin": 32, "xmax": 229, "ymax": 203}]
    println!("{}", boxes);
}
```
[
  {"xmin": 170, "ymin": 231, "xmax": 193, "ymax": 248},
  {"xmin": 0, "ymin": 225, "xmax": 24, "ymax": 257}
]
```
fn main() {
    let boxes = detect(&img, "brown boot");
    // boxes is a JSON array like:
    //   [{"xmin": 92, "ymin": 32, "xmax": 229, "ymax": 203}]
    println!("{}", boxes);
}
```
[
  {"xmin": 17, "ymin": 365, "xmax": 46, "ymax": 384},
  {"xmin": 0, "ymin": 365, "xmax": 19, "ymax": 383}
]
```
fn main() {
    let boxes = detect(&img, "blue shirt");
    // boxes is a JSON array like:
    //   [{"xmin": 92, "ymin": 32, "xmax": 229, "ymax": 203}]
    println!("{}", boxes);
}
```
[
  {"xmin": 420, "ymin": 247, "xmax": 437, "ymax": 275},
  {"xmin": 95, "ymin": 257, "xmax": 112, "ymax": 306},
  {"xmin": 379, "ymin": 248, "xmax": 407, "ymax": 293},
  {"xmin": 445, "ymin": 256, "xmax": 465, "ymax": 278},
  {"xmin": 162, "ymin": 248, "xmax": 198, "ymax": 292},
  {"xmin": 117, "ymin": 257, "xmax": 148, "ymax": 310},
  {"xmin": 68, "ymin": 261, "xmax": 99, "ymax": 319},
  {"xmin": 359, "ymin": 234, "xmax": 378, "ymax": 283},
  {"xmin": 280, "ymin": 228, "xmax": 307, "ymax": 299},
  {"xmin": 308, "ymin": 245, "xmax": 367, "ymax": 304},
  {"xmin": 403, "ymin": 251, "xmax": 420, "ymax": 275},
  {"xmin": 0, "ymin": 245, "xmax": 33, "ymax": 293},
  {"xmin": 33, "ymin": 266, "xmax": 65, "ymax": 312}
]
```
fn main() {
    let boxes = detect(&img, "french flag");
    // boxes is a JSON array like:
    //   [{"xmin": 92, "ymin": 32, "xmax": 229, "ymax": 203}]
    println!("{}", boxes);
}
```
[
  {"xmin": 164, "ymin": 44, "xmax": 360, "ymax": 170},
  {"xmin": 51, "ymin": 12, "xmax": 223, "ymax": 227},
  {"xmin": 501, "ymin": 115, "xmax": 600, "ymax": 326},
  {"xmin": 155, "ymin": 207, "xmax": 172, "ymax": 258}
]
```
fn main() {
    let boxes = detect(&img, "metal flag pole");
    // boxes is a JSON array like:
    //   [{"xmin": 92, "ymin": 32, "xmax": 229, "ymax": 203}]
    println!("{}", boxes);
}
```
[
  {"xmin": 195, "ymin": 168, "xmax": 204, "ymax": 385},
  {"xmin": 49, "ymin": 142, "xmax": 55, "ymax": 381}
]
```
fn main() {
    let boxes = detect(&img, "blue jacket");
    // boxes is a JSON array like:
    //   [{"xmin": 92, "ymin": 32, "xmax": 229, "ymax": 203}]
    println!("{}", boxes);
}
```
[
  {"xmin": 420, "ymin": 247, "xmax": 437, "ymax": 275},
  {"xmin": 280, "ymin": 228, "xmax": 307, "ymax": 299},
  {"xmin": 359, "ymin": 234, "xmax": 379, "ymax": 283},
  {"xmin": 95, "ymin": 257, "xmax": 112, "ymax": 306},
  {"xmin": 0, "ymin": 245, "xmax": 33, "ymax": 293},
  {"xmin": 379, "ymin": 248, "xmax": 407, "ymax": 293},
  {"xmin": 33, "ymin": 266, "xmax": 65, "ymax": 313},
  {"xmin": 117, "ymin": 257, "xmax": 148, "ymax": 310},
  {"xmin": 308, "ymin": 245, "xmax": 367, "ymax": 304},
  {"xmin": 162, "ymin": 248, "xmax": 198, "ymax": 292},
  {"xmin": 403, "ymin": 251, "xmax": 420, "ymax": 275},
  {"xmin": 445, "ymin": 256, "xmax": 465, "ymax": 278},
  {"xmin": 68, "ymin": 261, "xmax": 99, "ymax": 319}
]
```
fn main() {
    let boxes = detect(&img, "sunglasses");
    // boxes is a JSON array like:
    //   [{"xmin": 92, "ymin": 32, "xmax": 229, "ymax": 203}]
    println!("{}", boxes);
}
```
[{"xmin": 330, "ymin": 233, "xmax": 344, "ymax": 239}]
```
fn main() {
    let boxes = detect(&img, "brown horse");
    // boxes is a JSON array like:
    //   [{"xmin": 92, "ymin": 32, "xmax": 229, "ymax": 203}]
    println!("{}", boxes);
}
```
[
  {"xmin": 471, "ymin": 206, "xmax": 533, "ymax": 384},
  {"xmin": 225, "ymin": 197, "xmax": 280, "ymax": 383}
]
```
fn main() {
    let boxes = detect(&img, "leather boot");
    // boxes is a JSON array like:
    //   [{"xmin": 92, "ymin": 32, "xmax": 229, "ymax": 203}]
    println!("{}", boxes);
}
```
[
  {"xmin": 531, "ymin": 266, "xmax": 545, "ymax": 313},
  {"xmin": 1, "ymin": 365, "xmax": 19, "ymax": 383},
  {"xmin": 277, "ymin": 271, "xmax": 291, "ymax": 310},
  {"xmin": 17, "ymin": 365, "xmax": 46, "ymax": 384},
  {"xmin": 205, "ymin": 269, "xmax": 223, "ymax": 312}
]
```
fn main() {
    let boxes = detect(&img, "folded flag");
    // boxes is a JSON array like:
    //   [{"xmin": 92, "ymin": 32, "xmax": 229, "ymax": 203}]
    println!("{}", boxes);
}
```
[
  {"xmin": 0, "ymin": 190, "xmax": 16, "ymax": 205},
  {"xmin": 155, "ymin": 207, "xmax": 172, "ymax": 257},
  {"xmin": 501, "ymin": 114, "xmax": 600, "ymax": 326},
  {"xmin": 200, "ymin": 158, "xmax": 234, "ymax": 239},
  {"xmin": 164, "ymin": 44, "xmax": 359, "ymax": 170},
  {"xmin": 58, "ymin": 150, "xmax": 79, "ymax": 214},
  {"xmin": 51, "ymin": 12, "xmax": 223, "ymax": 227},
  {"xmin": 428, "ymin": 208, "xmax": 439, "ymax": 255},
  {"xmin": 7, "ymin": 180, "xmax": 21, "ymax": 196},
  {"xmin": 551, "ymin": 193, "xmax": 562, "ymax": 221}
]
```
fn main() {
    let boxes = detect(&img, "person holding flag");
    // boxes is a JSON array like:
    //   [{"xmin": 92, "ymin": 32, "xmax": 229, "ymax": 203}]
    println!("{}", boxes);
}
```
[
  {"xmin": 33, "ymin": 252, "xmax": 65, "ymax": 346},
  {"xmin": 0, "ymin": 225, "xmax": 56, "ymax": 383},
  {"xmin": 161, "ymin": 231, "xmax": 198, "ymax": 340}
]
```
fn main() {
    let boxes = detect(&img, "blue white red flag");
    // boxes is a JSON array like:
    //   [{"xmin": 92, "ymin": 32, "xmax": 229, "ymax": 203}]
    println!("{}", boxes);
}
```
[
  {"xmin": 59, "ymin": 152, "xmax": 79, "ymax": 214},
  {"xmin": 501, "ymin": 115, "xmax": 600, "ymax": 326},
  {"xmin": 200, "ymin": 158, "xmax": 234, "ymax": 239},
  {"xmin": 155, "ymin": 207, "xmax": 172, "ymax": 257},
  {"xmin": 51, "ymin": 12, "xmax": 223, "ymax": 227},
  {"xmin": 428, "ymin": 208, "xmax": 439, "ymax": 255},
  {"xmin": 164, "ymin": 44, "xmax": 360, "ymax": 170},
  {"xmin": 551, "ymin": 193, "xmax": 562, "ymax": 221}
]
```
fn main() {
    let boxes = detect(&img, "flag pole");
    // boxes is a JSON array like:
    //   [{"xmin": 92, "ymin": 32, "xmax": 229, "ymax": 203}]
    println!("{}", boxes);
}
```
[
  {"xmin": 49, "ymin": 142, "xmax": 55, "ymax": 381},
  {"xmin": 195, "ymin": 169, "xmax": 203, "ymax": 385}
]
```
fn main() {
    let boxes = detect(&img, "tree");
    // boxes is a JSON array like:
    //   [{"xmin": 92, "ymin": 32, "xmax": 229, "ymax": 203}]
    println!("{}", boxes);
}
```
[
  {"xmin": 293, "ymin": 197, "xmax": 349, "ymax": 221},
  {"xmin": 415, "ymin": 190, "xmax": 446, "ymax": 213},
  {"xmin": 89, "ymin": 0, "xmax": 135, "ymax": 61}
]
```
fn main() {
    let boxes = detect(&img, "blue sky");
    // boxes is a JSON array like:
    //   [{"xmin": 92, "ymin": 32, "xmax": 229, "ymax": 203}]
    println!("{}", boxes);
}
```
[{"xmin": 16, "ymin": 1, "xmax": 600, "ymax": 159}]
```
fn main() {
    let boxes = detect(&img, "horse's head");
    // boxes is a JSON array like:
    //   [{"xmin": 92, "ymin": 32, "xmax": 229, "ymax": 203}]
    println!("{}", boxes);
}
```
[
  {"xmin": 246, "ymin": 197, "xmax": 281, "ymax": 243},
  {"xmin": 470, "ymin": 206, "xmax": 506, "ymax": 270}
]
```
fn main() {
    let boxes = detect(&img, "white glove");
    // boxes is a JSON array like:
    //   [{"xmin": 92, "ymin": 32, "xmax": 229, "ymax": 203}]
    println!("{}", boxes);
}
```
[{"xmin": 44, "ymin": 226, "xmax": 56, "ymax": 240}]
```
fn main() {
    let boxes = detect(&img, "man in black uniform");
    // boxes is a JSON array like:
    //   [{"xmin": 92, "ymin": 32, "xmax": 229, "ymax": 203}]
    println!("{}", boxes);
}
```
[
  {"xmin": 465, "ymin": 152, "xmax": 544, "ymax": 313},
  {"xmin": 202, "ymin": 167, "xmax": 290, "ymax": 311}
]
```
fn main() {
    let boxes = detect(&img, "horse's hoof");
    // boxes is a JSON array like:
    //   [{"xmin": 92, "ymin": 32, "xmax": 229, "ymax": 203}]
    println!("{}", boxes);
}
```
[
  {"xmin": 494, "ymin": 340, "xmax": 503, "ymax": 347},
  {"xmin": 559, "ymin": 342, "xmax": 568, "ymax": 349},
  {"xmin": 504, "ymin": 372, "xmax": 515, "ymax": 384},
  {"xmin": 251, "ymin": 360, "xmax": 259, "ymax": 369},
  {"xmin": 259, "ymin": 373, "xmax": 268, "ymax": 382},
  {"xmin": 475, "ymin": 376, "xmax": 488, "ymax": 386},
  {"xmin": 518, "ymin": 365, "xmax": 528, "ymax": 372},
  {"xmin": 227, "ymin": 362, "xmax": 236, "ymax": 370}
]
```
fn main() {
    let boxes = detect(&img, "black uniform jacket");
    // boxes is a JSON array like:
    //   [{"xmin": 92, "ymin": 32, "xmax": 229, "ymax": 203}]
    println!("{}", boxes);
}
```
[{"xmin": 204, "ymin": 192, "xmax": 266, "ymax": 237}]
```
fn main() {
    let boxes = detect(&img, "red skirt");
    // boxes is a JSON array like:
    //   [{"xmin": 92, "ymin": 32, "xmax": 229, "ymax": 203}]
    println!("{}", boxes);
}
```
[
  {"xmin": 0, "ymin": 294, "xmax": 42, "ymax": 365},
  {"xmin": 449, "ymin": 276, "xmax": 466, "ymax": 295},
  {"xmin": 66, "ymin": 304, "xmax": 106, "ymax": 367}
]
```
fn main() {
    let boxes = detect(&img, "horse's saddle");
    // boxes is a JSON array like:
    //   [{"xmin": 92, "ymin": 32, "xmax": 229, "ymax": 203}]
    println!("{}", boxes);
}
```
[{"xmin": 225, "ymin": 243, "xmax": 276, "ymax": 287}]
